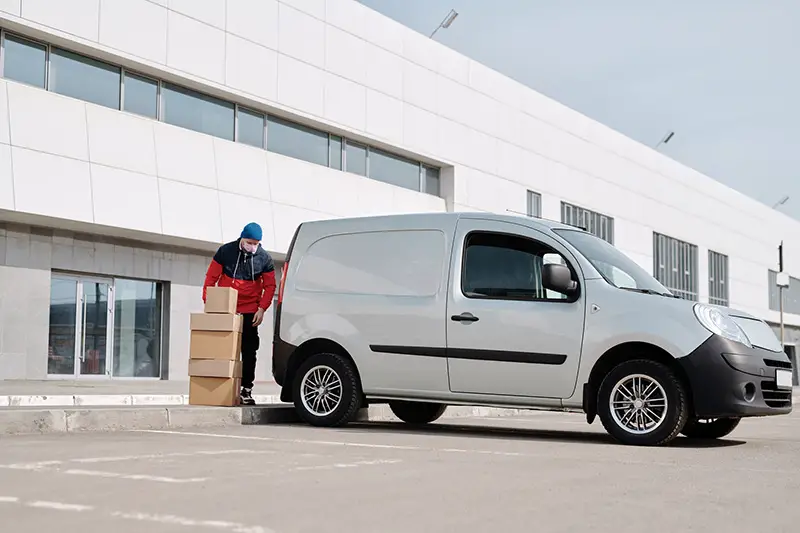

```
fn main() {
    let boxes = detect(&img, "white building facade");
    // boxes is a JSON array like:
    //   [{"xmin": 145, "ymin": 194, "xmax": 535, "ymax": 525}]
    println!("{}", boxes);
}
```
[{"xmin": 0, "ymin": 0, "xmax": 798, "ymax": 383}]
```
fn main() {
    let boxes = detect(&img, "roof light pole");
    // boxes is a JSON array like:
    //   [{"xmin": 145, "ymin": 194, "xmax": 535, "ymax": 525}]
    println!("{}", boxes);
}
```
[
  {"xmin": 654, "ymin": 131, "xmax": 675, "ymax": 149},
  {"xmin": 430, "ymin": 9, "xmax": 459, "ymax": 38},
  {"xmin": 772, "ymin": 195, "xmax": 790, "ymax": 209}
]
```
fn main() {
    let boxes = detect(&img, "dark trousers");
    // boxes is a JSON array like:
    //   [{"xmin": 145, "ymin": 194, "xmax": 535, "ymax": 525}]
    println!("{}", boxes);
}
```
[{"xmin": 241, "ymin": 312, "xmax": 260, "ymax": 390}]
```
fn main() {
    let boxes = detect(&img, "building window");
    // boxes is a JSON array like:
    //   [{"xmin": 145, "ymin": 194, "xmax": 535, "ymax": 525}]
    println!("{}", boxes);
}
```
[
  {"xmin": 113, "ymin": 279, "xmax": 163, "ymax": 378},
  {"xmin": 236, "ymin": 107, "xmax": 265, "ymax": 149},
  {"xmin": 653, "ymin": 232, "xmax": 698, "ymax": 301},
  {"xmin": 345, "ymin": 140, "xmax": 368, "ymax": 176},
  {"xmin": 267, "ymin": 116, "xmax": 329, "ymax": 167},
  {"xmin": 49, "ymin": 47, "xmax": 121, "ymax": 110},
  {"xmin": 329, "ymin": 135, "xmax": 343, "ymax": 170},
  {"xmin": 527, "ymin": 190, "xmax": 542, "ymax": 218},
  {"xmin": 0, "ymin": 29, "xmax": 443, "ymax": 196},
  {"xmin": 462, "ymin": 232, "xmax": 570, "ymax": 301},
  {"xmin": 708, "ymin": 250, "xmax": 729, "ymax": 307},
  {"xmin": 122, "ymin": 72, "xmax": 158, "ymax": 119},
  {"xmin": 1, "ymin": 33, "xmax": 46, "ymax": 88},
  {"xmin": 561, "ymin": 202, "xmax": 614, "ymax": 244},
  {"xmin": 424, "ymin": 166, "xmax": 440, "ymax": 196},
  {"xmin": 368, "ymin": 148, "xmax": 420, "ymax": 191},
  {"xmin": 161, "ymin": 83, "xmax": 234, "ymax": 141}
]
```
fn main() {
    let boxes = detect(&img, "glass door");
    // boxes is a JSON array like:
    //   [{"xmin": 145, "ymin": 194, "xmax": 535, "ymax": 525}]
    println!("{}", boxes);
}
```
[
  {"xmin": 48, "ymin": 275, "xmax": 115, "ymax": 378},
  {"xmin": 79, "ymin": 279, "xmax": 113, "ymax": 376}
]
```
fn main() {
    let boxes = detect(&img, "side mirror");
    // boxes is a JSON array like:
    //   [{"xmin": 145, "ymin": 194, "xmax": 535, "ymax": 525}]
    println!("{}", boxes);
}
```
[{"xmin": 542, "ymin": 263, "xmax": 577, "ymax": 294}]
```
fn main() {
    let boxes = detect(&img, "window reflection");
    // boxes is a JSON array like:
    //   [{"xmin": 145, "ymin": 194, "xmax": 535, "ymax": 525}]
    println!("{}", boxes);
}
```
[
  {"xmin": 329, "ymin": 136, "xmax": 343, "ymax": 170},
  {"xmin": 162, "ymin": 83, "xmax": 234, "ymax": 140},
  {"xmin": 50, "ymin": 48, "xmax": 121, "ymax": 109},
  {"xmin": 48, "ymin": 278, "xmax": 77, "ymax": 375},
  {"xmin": 345, "ymin": 141, "xmax": 367, "ymax": 176},
  {"xmin": 368, "ymin": 148, "xmax": 420, "ymax": 190},
  {"xmin": 113, "ymin": 279, "xmax": 162, "ymax": 378},
  {"xmin": 1, "ymin": 34, "xmax": 46, "ymax": 88},
  {"xmin": 123, "ymin": 73, "xmax": 158, "ymax": 119},
  {"xmin": 267, "ymin": 116, "xmax": 329, "ymax": 166},
  {"xmin": 237, "ymin": 107, "xmax": 265, "ymax": 148}
]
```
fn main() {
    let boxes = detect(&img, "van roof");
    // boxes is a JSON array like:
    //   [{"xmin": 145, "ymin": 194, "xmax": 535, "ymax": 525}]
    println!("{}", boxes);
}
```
[{"xmin": 300, "ymin": 211, "xmax": 585, "ymax": 233}]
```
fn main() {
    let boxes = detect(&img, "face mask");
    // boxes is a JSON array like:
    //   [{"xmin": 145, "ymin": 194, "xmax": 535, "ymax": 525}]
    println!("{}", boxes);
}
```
[{"xmin": 242, "ymin": 242, "xmax": 259, "ymax": 254}]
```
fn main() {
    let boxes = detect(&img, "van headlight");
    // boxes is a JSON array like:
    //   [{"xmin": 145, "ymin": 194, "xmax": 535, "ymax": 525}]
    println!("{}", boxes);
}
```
[{"xmin": 693, "ymin": 303, "xmax": 752, "ymax": 348}]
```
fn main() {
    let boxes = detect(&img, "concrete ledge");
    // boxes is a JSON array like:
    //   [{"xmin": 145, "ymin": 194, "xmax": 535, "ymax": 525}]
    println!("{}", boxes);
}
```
[
  {"xmin": 3, "ymin": 393, "xmax": 799, "ymax": 435},
  {"xmin": 242, "ymin": 405, "xmax": 300, "ymax": 425},
  {"xmin": 168, "ymin": 406, "xmax": 244, "ymax": 429},
  {"xmin": 65, "ymin": 408, "xmax": 172, "ymax": 432},
  {"xmin": 0, "ymin": 408, "xmax": 69, "ymax": 434},
  {"xmin": 1, "ymin": 393, "xmax": 283, "ymax": 408}
]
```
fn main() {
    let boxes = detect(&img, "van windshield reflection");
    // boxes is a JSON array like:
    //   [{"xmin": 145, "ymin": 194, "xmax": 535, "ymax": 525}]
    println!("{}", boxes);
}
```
[{"xmin": 553, "ymin": 229, "xmax": 672, "ymax": 296}]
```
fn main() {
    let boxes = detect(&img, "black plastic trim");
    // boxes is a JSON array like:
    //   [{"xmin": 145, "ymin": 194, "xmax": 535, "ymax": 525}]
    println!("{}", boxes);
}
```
[
  {"xmin": 677, "ymin": 334, "xmax": 793, "ymax": 418},
  {"xmin": 271, "ymin": 223, "xmax": 303, "ymax": 386},
  {"xmin": 369, "ymin": 345, "xmax": 566, "ymax": 365}
]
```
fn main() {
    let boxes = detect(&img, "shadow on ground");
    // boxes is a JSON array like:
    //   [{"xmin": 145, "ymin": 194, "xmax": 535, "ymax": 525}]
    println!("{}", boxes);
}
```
[{"xmin": 337, "ymin": 420, "xmax": 747, "ymax": 449}]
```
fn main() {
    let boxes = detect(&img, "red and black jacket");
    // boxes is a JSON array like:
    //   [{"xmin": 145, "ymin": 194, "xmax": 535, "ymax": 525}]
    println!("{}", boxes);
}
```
[{"xmin": 202, "ymin": 240, "xmax": 277, "ymax": 315}]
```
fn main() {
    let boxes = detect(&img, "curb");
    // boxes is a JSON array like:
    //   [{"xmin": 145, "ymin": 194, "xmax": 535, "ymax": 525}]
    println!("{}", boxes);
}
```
[
  {"xmin": 1, "ymin": 393, "xmax": 281, "ymax": 408},
  {"xmin": 0, "ymin": 403, "xmax": 544, "ymax": 436},
  {"xmin": 2, "ymin": 393, "xmax": 798, "ymax": 436}
]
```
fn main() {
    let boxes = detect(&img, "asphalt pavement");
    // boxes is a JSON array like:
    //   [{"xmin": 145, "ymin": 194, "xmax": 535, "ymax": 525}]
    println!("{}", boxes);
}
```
[{"xmin": 1, "ymin": 409, "xmax": 799, "ymax": 533}]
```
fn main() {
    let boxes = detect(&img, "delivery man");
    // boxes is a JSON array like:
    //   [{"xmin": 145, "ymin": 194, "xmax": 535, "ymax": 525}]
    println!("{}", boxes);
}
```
[{"xmin": 202, "ymin": 222, "xmax": 276, "ymax": 406}]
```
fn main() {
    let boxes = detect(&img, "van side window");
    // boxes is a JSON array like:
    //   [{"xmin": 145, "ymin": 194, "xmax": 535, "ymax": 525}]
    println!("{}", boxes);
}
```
[{"xmin": 462, "ymin": 232, "xmax": 572, "ymax": 301}]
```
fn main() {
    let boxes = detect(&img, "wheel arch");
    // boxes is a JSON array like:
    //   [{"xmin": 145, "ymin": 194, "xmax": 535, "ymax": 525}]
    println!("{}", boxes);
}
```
[
  {"xmin": 280, "ymin": 338, "xmax": 363, "ymax": 403},
  {"xmin": 582, "ymin": 341, "xmax": 694, "ymax": 424}
]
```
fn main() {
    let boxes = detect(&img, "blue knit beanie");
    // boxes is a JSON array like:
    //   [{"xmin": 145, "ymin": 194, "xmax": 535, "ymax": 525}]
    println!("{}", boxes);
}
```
[{"xmin": 240, "ymin": 222, "xmax": 262, "ymax": 241}]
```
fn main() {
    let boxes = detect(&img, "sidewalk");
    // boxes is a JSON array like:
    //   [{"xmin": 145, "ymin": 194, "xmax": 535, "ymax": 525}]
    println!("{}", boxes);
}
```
[{"xmin": 0, "ymin": 380, "xmax": 282, "ymax": 407}]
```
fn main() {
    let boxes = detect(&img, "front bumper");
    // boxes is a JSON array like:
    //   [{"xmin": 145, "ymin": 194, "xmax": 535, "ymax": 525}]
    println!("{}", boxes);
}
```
[{"xmin": 677, "ymin": 334, "xmax": 794, "ymax": 418}]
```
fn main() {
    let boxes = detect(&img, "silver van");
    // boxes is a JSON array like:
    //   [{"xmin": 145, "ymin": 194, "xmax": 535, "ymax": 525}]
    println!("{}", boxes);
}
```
[{"xmin": 272, "ymin": 212, "xmax": 793, "ymax": 446}]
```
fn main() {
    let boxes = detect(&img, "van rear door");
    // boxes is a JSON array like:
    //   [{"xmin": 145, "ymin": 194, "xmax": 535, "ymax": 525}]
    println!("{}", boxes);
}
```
[{"xmin": 445, "ymin": 218, "xmax": 587, "ymax": 399}]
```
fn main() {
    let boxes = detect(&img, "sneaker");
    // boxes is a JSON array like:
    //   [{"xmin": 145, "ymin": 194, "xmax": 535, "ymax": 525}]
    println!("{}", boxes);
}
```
[{"xmin": 240, "ymin": 388, "xmax": 256, "ymax": 406}]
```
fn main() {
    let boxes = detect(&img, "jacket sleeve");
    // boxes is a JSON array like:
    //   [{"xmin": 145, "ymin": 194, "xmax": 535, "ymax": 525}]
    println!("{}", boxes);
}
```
[
  {"xmin": 202, "ymin": 259, "xmax": 224, "ymax": 302},
  {"xmin": 258, "ymin": 269, "xmax": 277, "ymax": 311}
]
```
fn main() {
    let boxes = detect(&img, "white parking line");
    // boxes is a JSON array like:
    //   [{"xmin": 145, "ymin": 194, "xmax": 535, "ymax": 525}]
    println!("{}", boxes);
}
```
[
  {"xmin": 133, "ymin": 429, "xmax": 797, "ymax": 476},
  {"xmin": 71, "ymin": 449, "xmax": 275, "ymax": 464},
  {"xmin": 292, "ymin": 459, "xmax": 403, "ymax": 472},
  {"xmin": 111, "ymin": 511, "xmax": 274, "ymax": 532},
  {"xmin": 0, "ymin": 496, "xmax": 273, "ymax": 532},
  {"xmin": 27, "ymin": 501, "xmax": 93, "ymax": 512},
  {"xmin": 64, "ymin": 469, "xmax": 208, "ymax": 484}
]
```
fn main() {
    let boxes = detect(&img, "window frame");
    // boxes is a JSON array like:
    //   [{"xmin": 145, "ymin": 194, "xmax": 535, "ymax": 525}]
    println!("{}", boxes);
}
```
[
  {"xmin": 121, "ymin": 68, "xmax": 160, "ymax": 119},
  {"xmin": 653, "ymin": 232, "xmax": 699, "ymax": 301},
  {"xmin": 708, "ymin": 249, "xmax": 729, "ymax": 307},
  {"xmin": 0, "ymin": 30, "xmax": 49, "ymax": 89},
  {"xmin": 0, "ymin": 28, "xmax": 444, "ymax": 196},
  {"xmin": 234, "ymin": 105, "xmax": 267, "ymax": 149},
  {"xmin": 527, "ymin": 190, "xmax": 542, "ymax": 218},
  {"xmin": 459, "ymin": 230, "xmax": 581, "ymax": 304},
  {"xmin": 561, "ymin": 201, "xmax": 614, "ymax": 244}
]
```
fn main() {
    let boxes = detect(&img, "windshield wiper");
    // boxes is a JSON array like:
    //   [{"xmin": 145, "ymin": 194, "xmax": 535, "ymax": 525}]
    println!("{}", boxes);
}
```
[{"xmin": 619, "ymin": 287, "xmax": 677, "ymax": 298}]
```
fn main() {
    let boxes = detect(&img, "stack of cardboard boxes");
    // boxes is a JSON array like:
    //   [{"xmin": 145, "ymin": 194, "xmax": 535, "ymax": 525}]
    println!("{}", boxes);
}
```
[{"xmin": 188, "ymin": 287, "xmax": 243, "ymax": 407}]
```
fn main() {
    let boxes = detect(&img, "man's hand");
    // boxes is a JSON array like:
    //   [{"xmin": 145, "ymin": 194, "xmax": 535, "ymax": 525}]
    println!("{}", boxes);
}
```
[{"xmin": 252, "ymin": 308, "xmax": 266, "ymax": 327}]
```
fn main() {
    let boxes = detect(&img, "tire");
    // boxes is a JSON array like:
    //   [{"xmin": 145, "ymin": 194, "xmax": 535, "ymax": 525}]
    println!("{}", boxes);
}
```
[
  {"xmin": 292, "ymin": 352, "xmax": 362, "ymax": 427},
  {"xmin": 680, "ymin": 417, "xmax": 741, "ymax": 439},
  {"xmin": 597, "ymin": 359, "xmax": 689, "ymax": 446},
  {"xmin": 389, "ymin": 401, "xmax": 447, "ymax": 425}
]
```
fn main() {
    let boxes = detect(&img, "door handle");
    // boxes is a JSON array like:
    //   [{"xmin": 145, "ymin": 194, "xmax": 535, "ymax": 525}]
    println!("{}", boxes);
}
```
[{"xmin": 451, "ymin": 312, "xmax": 479, "ymax": 323}]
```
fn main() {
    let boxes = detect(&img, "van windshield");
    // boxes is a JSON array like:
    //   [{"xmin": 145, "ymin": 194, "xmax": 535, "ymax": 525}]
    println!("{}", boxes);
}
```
[{"xmin": 553, "ymin": 229, "xmax": 673, "ymax": 296}]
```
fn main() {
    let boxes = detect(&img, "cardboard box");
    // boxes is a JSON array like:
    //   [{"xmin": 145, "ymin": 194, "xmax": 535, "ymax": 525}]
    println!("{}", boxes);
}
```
[
  {"xmin": 189, "ymin": 330, "xmax": 242, "ymax": 361},
  {"xmin": 205, "ymin": 286, "xmax": 238, "ymax": 314},
  {"xmin": 190, "ymin": 312, "xmax": 243, "ymax": 333},
  {"xmin": 188, "ymin": 359, "xmax": 242, "ymax": 379},
  {"xmin": 188, "ymin": 376, "xmax": 240, "ymax": 407}
]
